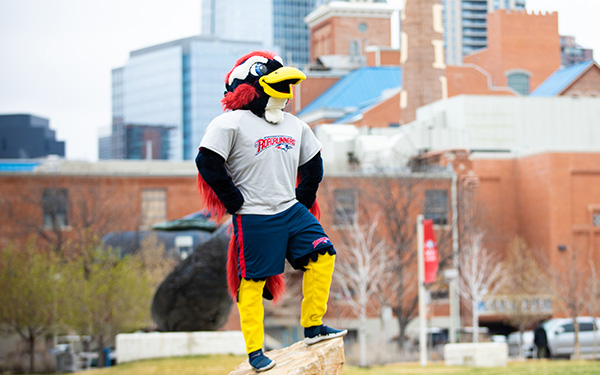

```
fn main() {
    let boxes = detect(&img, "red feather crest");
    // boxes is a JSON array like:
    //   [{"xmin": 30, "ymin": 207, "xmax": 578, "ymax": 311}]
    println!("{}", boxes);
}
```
[{"xmin": 221, "ymin": 83, "xmax": 258, "ymax": 111}]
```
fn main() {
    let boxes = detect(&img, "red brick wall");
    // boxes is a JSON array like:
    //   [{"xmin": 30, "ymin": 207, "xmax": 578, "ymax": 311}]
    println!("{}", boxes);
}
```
[
  {"xmin": 366, "ymin": 49, "xmax": 401, "ymax": 67},
  {"xmin": 472, "ymin": 153, "xmax": 600, "ymax": 281},
  {"xmin": 354, "ymin": 92, "xmax": 401, "ymax": 127},
  {"xmin": 293, "ymin": 76, "xmax": 341, "ymax": 115},
  {"xmin": 312, "ymin": 20, "xmax": 334, "ymax": 60},
  {"xmin": 561, "ymin": 64, "xmax": 600, "ymax": 96},
  {"xmin": 446, "ymin": 66, "xmax": 516, "ymax": 97},
  {"xmin": 0, "ymin": 174, "xmax": 199, "ymax": 248},
  {"xmin": 464, "ymin": 10, "xmax": 561, "ymax": 92},
  {"xmin": 401, "ymin": 0, "xmax": 445, "ymax": 123},
  {"xmin": 470, "ymin": 158, "xmax": 519, "ymax": 255},
  {"xmin": 310, "ymin": 17, "xmax": 391, "ymax": 62}
]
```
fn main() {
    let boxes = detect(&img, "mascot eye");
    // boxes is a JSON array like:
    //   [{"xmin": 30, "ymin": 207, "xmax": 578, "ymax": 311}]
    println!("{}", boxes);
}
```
[{"xmin": 252, "ymin": 62, "xmax": 268, "ymax": 77}]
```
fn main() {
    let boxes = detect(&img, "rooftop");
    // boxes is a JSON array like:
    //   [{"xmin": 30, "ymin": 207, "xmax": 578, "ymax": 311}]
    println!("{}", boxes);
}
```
[
  {"xmin": 531, "ymin": 60, "xmax": 596, "ymax": 97},
  {"xmin": 298, "ymin": 66, "xmax": 402, "ymax": 123},
  {"xmin": 0, "ymin": 158, "xmax": 196, "ymax": 176}
]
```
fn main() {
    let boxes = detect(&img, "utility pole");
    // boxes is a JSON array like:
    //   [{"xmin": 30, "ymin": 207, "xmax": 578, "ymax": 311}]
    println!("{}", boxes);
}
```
[{"xmin": 417, "ymin": 214, "xmax": 427, "ymax": 366}]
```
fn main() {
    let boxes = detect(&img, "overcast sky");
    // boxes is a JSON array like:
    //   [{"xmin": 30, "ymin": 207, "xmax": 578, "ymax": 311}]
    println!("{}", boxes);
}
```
[{"xmin": 0, "ymin": 0, "xmax": 598, "ymax": 161}]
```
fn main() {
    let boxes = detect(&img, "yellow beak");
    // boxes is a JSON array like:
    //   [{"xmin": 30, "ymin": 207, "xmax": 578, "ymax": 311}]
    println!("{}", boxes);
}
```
[{"xmin": 259, "ymin": 67, "xmax": 306, "ymax": 99}]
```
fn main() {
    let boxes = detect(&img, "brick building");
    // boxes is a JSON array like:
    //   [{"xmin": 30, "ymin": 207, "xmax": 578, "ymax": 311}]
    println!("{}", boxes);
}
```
[
  {"xmin": 305, "ymin": 1, "xmax": 397, "ymax": 63},
  {"xmin": 462, "ymin": 10, "xmax": 561, "ymax": 95},
  {"xmin": 0, "ymin": 160, "xmax": 200, "ymax": 250},
  {"xmin": 399, "ymin": 0, "xmax": 446, "ymax": 123},
  {"xmin": 299, "ymin": 8, "xmax": 591, "ymax": 127}
]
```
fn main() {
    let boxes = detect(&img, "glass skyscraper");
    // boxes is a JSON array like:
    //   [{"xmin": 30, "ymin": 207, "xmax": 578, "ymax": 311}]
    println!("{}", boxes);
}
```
[
  {"xmin": 201, "ymin": 0, "xmax": 317, "ymax": 67},
  {"xmin": 104, "ymin": 1, "xmax": 331, "ymax": 160},
  {"xmin": 0, "ymin": 114, "xmax": 65, "ymax": 159},
  {"xmin": 443, "ymin": 0, "xmax": 526, "ymax": 65},
  {"xmin": 107, "ymin": 36, "xmax": 262, "ymax": 161}
]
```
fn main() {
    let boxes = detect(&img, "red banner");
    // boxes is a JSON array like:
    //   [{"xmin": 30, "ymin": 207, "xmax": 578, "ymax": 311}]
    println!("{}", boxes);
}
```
[{"xmin": 423, "ymin": 219, "xmax": 439, "ymax": 284}]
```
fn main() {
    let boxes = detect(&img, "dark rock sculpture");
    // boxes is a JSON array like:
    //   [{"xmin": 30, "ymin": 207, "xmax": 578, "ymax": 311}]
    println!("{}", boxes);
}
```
[{"xmin": 150, "ymin": 221, "xmax": 233, "ymax": 331}]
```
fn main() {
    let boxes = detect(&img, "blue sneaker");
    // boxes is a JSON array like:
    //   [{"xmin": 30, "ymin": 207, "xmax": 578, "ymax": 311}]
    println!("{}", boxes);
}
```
[
  {"xmin": 304, "ymin": 324, "xmax": 348, "ymax": 345},
  {"xmin": 248, "ymin": 349, "xmax": 275, "ymax": 372}
]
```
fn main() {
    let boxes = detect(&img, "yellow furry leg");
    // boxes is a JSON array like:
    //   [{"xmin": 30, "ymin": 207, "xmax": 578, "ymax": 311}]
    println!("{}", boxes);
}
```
[
  {"xmin": 237, "ymin": 278, "xmax": 266, "ymax": 354},
  {"xmin": 301, "ymin": 252, "xmax": 335, "ymax": 328}
]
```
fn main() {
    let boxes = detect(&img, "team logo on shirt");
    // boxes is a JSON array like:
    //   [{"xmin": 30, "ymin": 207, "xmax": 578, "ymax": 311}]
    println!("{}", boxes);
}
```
[
  {"xmin": 255, "ymin": 135, "xmax": 296, "ymax": 155},
  {"xmin": 312, "ymin": 237, "xmax": 331, "ymax": 248}
]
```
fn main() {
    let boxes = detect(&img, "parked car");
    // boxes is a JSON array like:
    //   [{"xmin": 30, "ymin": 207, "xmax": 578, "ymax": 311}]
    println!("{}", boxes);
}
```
[
  {"xmin": 507, "ymin": 330, "xmax": 536, "ymax": 358},
  {"xmin": 534, "ymin": 317, "xmax": 600, "ymax": 358}
]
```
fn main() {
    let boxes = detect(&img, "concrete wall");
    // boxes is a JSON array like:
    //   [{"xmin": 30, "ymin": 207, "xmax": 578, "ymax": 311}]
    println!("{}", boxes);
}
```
[
  {"xmin": 412, "ymin": 95, "xmax": 600, "ymax": 153},
  {"xmin": 444, "ymin": 342, "xmax": 508, "ymax": 367},
  {"xmin": 115, "ymin": 331, "xmax": 246, "ymax": 363}
]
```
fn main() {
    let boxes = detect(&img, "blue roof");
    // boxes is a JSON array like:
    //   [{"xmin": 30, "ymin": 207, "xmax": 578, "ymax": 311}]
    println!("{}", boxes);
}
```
[
  {"xmin": 0, "ymin": 162, "xmax": 40, "ymax": 172},
  {"xmin": 298, "ymin": 67, "xmax": 402, "ymax": 117},
  {"xmin": 531, "ymin": 60, "xmax": 595, "ymax": 97}
]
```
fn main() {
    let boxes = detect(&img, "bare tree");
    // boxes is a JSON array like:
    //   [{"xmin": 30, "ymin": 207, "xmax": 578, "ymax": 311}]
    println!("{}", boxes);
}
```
[
  {"xmin": 323, "ymin": 173, "xmax": 454, "ymax": 352},
  {"xmin": 586, "ymin": 254, "xmax": 600, "ymax": 357},
  {"xmin": 365, "ymin": 176, "xmax": 453, "ymax": 350},
  {"xmin": 136, "ymin": 234, "xmax": 178, "ymax": 289},
  {"xmin": 364, "ymin": 176, "xmax": 421, "ymax": 350},
  {"xmin": 458, "ymin": 232, "xmax": 505, "ymax": 343},
  {"xmin": 500, "ymin": 237, "xmax": 551, "ymax": 357},
  {"xmin": 0, "ymin": 176, "xmax": 137, "ymax": 256},
  {"xmin": 544, "ymin": 245, "xmax": 589, "ymax": 359},
  {"xmin": 333, "ymin": 217, "xmax": 388, "ymax": 367}
]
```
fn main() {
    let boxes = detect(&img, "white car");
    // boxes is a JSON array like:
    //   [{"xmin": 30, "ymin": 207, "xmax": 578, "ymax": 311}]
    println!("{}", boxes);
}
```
[
  {"xmin": 507, "ymin": 330, "xmax": 535, "ymax": 358},
  {"xmin": 534, "ymin": 317, "xmax": 600, "ymax": 358}
]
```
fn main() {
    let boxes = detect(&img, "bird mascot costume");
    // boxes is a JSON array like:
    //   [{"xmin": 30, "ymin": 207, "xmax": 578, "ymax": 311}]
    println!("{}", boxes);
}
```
[{"xmin": 195, "ymin": 51, "xmax": 346, "ymax": 372}]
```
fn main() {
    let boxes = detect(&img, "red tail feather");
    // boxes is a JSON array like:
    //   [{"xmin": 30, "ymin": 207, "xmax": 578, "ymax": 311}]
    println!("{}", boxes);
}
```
[
  {"xmin": 197, "ymin": 172, "xmax": 227, "ymax": 222},
  {"xmin": 226, "ymin": 230, "xmax": 240, "ymax": 300},
  {"xmin": 266, "ymin": 274, "xmax": 286, "ymax": 304}
]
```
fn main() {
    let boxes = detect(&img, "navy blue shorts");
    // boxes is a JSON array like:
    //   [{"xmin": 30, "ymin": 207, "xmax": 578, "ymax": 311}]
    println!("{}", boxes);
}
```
[{"xmin": 231, "ymin": 202, "xmax": 336, "ymax": 279}]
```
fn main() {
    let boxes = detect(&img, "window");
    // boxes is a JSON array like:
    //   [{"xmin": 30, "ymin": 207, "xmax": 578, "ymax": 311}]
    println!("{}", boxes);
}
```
[
  {"xmin": 141, "ymin": 188, "xmax": 167, "ymax": 230},
  {"xmin": 175, "ymin": 235, "xmax": 193, "ymax": 260},
  {"xmin": 42, "ymin": 188, "xmax": 69, "ymax": 228},
  {"xmin": 506, "ymin": 71, "xmax": 531, "ymax": 95},
  {"xmin": 333, "ymin": 189, "xmax": 357, "ymax": 227},
  {"xmin": 425, "ymin": 189, "xmax": 448, "ymax": 225},
  {"xmin": 350, "ymin": 40, "xmax": 360, "ymax": 57},
  {"xmin": 561, "ymin": 323, "xmax": 574, "ymax": 333},
  {"xmin": 593, "ymin": 213, "xmax": 600, "ymax": 227},
  {"xmin": 580, "ymin": 322, "xmax": 596, "ymax": 332}
]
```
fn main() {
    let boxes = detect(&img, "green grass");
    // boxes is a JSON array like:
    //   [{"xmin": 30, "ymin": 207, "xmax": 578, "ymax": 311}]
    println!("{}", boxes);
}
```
[
  {"xmin": 79, "ymin": 355, "xmax": 246, "ymax": 375},
  {"xmin": 344, "ymin": 360, "xmax": 600, "ymax": 375},
  {"xmin": 71, "ymin": 357, "xmax": 600, "ymax": 375}
]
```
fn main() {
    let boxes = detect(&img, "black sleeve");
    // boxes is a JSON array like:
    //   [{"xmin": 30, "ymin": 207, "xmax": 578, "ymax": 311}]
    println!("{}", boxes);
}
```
[
  {"xmin": 196, "ymin": 148, "xmax": 244, "ymax": 214},
  {"xmin": 296, "ymin": 152, "xmax": 323, "ymax": 209}
]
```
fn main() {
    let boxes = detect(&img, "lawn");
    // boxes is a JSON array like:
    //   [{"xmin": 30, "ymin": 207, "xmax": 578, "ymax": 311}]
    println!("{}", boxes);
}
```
[{"xmin": 76, "ymin": 357, "xmax": 600, "ymax": 375}]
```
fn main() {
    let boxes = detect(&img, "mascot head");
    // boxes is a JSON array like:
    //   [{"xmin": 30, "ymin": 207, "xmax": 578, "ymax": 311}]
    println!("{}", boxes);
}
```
[{"xmin": 222, "ymin": 51, "xmax": 306, "ymax": 124}]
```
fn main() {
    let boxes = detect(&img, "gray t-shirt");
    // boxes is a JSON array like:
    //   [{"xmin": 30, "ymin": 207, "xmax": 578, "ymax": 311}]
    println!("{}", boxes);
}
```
[{"xmin": 199, "ymin": 110, "xmax": 322, "ymax": 215}]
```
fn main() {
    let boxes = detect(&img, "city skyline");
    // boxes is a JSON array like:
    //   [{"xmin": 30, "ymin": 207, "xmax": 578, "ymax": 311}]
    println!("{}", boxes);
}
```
[{"xmin": 0, "ymin": 0, "xmax": 598, "ymax": 161}]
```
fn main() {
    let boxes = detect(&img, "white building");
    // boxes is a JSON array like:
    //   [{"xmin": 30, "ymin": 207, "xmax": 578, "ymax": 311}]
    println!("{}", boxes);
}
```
[{"xmin": 315, "ymin": 95, "xmax": 600, "ymax": 173}]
